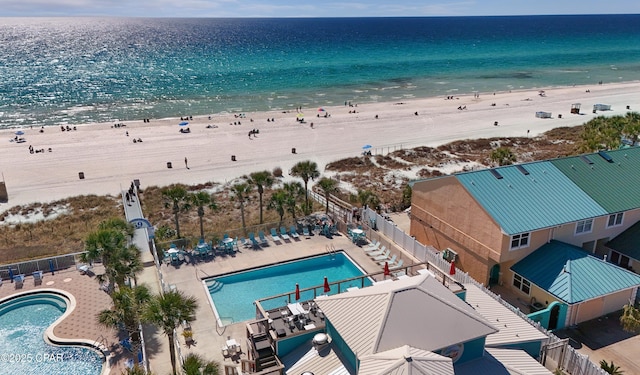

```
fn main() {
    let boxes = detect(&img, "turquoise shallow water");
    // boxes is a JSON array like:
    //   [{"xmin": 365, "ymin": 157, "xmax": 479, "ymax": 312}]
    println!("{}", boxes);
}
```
[
  {"xmin": 206, "ymin": 253, "xmax": 371, "ymax": 324},
  {"xmin": 1, "ymin": 15, "xmax": 639, "ymax": 127},
  {"xmin": 0, "ymin": 293, "xmax": 103, "ymax": 374}
]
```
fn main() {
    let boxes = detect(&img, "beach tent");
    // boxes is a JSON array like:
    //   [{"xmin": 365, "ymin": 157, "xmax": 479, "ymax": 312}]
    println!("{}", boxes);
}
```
[{"xmin": 535, "ymin": 111, "xmax": 552, "ymax": 119}]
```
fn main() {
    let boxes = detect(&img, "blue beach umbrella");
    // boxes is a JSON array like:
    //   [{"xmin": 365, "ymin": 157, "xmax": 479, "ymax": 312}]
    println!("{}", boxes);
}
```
[
  {"xmin": 15, "ymin": 130, "xmax": 24, "ymax": 135},
  {"xmin": 179, "ymin": 121, "xmax": 189, "ymax": 126},
  {"xmin": 362, "ymin": 144, "xmax": 372, "ymax": 150}
]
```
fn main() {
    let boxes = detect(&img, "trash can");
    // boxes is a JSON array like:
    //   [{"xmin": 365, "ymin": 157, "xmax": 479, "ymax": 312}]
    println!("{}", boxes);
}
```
[
  {"xmin": 291, "ymin": 147, "xmax": 296, "ymax": 154},
  {"xmin": 494, "ymin": 121, "xmax": 498, "ymax": 126},
  {"xmin": 558, "ymin": 114, "xmax": 562, "ymax": 119},
  {"xmin": 627, "ymin": 105, "xmax": 631, "ymax": 110},
  {"xmin": 231, "ymin": 155, "xmax": 236, "ymax": 161},
  {"xmin": 167, "ymin": 162, "xmax": 172, "ymax": 169},
  {"xmin": 78, "ymin": 172, "xmax": 85, "ymax": 180}
]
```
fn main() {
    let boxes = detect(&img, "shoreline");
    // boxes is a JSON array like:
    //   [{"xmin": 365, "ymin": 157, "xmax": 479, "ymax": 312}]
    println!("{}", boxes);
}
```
[{"xmin": 1, "ymin": 81, "xmax": 638, "ymax": 212}]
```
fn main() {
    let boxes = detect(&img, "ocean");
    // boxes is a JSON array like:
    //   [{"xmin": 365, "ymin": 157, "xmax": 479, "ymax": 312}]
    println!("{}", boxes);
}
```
[{"xmin": 1, "ymin": 15, "xmax": 639, "ymax": 128}]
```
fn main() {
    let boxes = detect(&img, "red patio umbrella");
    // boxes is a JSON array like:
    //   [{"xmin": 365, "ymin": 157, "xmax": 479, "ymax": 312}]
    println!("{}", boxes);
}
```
[
  {"xmin": 295, "ymin": 283, "xmax": 301, "ymax": 300},
  {"xmin": 323, "ymin": 276, "xmax": 331, "ymax": 293},
  {"xmin": 383, "ymin": 262, "xmax": 390, "ymax": 277},
  {"xmin": 449, "ymin": 261, "xmax": 456, "ymax": 276}
]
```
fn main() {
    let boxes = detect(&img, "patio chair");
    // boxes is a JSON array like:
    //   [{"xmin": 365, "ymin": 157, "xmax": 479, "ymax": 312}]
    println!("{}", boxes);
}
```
[
  {"xmin": 239, "ymin": 237, "xmax": 250, "ymax": 248},
  {"xmin": 280, "ymin": 226, "xmax": 291, "ymax": 241},
  {"xmin": 378, "ymin": 254, "xmax": 397, "ymax": 267},
  {"xmin": 372, "ymin": 249, "xmax": 391, "ymax": 262},
  {"xmin": 33, "ymin": 270, "xmax": 43, "ymax": 286},
  {"xmin": 249, "ymin": 232, "xmax": 261, "ymax": 248},
  {"xmin": 289, "ymin": 225, "xmax": 300, "ymax": 239},
  {"xmin": 389, "ymin": 259, "xmax": 405, "ymax": 271},
  {"xmin": 302, "ymin": 226, "xmax": 311, "ymax": 237},
  {"xmin": 368, "ymin": 246, "xmax": 387, "ymax": 257},
  {"xmin": 14, "ymin": 274, "xmax": 25, "ymax": 289},
  {"xmin": 258, "ymin": 231, "xmax": 269, "ymax": 246},
  {"xmin": 270, "ymin": 228, "xmax": 282, "ymax": 242}
]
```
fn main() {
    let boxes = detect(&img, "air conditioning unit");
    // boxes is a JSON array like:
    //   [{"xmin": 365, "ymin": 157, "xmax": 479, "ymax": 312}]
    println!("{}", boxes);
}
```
[{"xmin": 442, "ymin": 248, "xmax": 458, "ymax": 262}]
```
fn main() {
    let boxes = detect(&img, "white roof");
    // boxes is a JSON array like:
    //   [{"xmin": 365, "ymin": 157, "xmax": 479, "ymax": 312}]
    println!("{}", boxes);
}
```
[
  {"xmin": 358, "ymin": 345, "xmax": 454, "ymax": 375},
  {"xmin": 315, "ymin": 274, "xmax": 498, "ymax": 356},
  {"xmin": 283, "ymin": 342, "xmax": 350, "ymax": 375},
  {"xmin": 463, "ymin": 284, "xmax": 548, "ymax": 346},
  {"xmin": 454, "ymin": 348, "xmax": 552, "ymax": 375}
]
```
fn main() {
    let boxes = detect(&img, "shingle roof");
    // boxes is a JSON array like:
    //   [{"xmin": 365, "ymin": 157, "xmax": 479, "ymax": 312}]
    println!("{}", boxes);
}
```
[
  {"xmin": 510, "ymin": 240, "xmax": 640, "ymax": 303},
  {"xmin": 314, "ymin": 274, "xmax": 497, "ymax": 357},
  {"xmin": 606, "ymin": 220, "xmax": 640, "ymax": 261},
  {"xmin": 550, "ymin": 148, "xmax": 640, "ymax": 213},
  {"xmin": 456, "ymin": 161, "xmax": 607, "ymax": 235}
]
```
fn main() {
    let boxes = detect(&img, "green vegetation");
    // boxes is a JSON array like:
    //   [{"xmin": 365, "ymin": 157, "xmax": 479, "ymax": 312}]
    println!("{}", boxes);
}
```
[
  {"xmin": 162, "ymin": 185, "xmax": 191, "ymax": 238},
  {"xmin": 600, "ymin": 359, "xmax": 624, "ymax": 374},
  {"xmin": 620, "ymin": 302, "xmax": 640, "ymax": 333},
  {"xmin": 290, "ymin": 160, "xmax": 320, "ymax": 214},
  {"xmin": 490, "ymin": 146, "xmax": 516, "ymax": 166},
  {"xmin": 579, "ymin": 112, "xmax": 640, "ymax": 152}
]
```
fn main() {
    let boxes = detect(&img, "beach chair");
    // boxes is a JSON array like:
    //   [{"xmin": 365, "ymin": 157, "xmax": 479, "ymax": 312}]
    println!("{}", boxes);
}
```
[
  {"xmin": 368, "ymin": 245, "xmax": 387, "ymax": 257},
  {"xmin": 239, "ymin": 237, "xmax": 250, "ymax": 248},
  {"xmin": 270, "ymin": 228, "xmax": 282, "ymax": 242},
  {"xmin": 364, "ymin": 242, "xmax": 381, "ymax": 253},
  {"xmin": 248, "ymin": 233, "xmax": 260, "ymax": 248},
  {"xmin": 389, "ymin": 259, "xmax": 404, "ymax": 271},
  {"xmin": 378, "ymin": 254, "xmax": 397, "ymax": 267},
  {"xmin": 372, "ymin": 249, "xmax": 391, "ymax": 262},
  {"xmin": 289, "ymin": 225, "xmax": 300, "ymax": 239},
  {"xmin": 279, "ymin": 226, "xmax": 291, "ymax": 241},
  {"xmin": 364, "ymin": 239, "xmax": 379, "ymax": 250},
  {"xmin": 302, "ymin": 226, "xmax": 311, "ymax": 237},
  {"xmin": 14, "ymin": 274, "xmax": 25, "ymax": 289},
  {"xmin": 258, "ymin": 231, "xmax": 269, "ymax": 246},
  {"xmin": 33, "ymin": 270, "xmax": 43, "ymax": 286}
]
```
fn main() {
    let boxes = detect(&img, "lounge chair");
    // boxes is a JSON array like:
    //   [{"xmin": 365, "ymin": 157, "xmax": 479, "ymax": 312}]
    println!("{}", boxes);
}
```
[
  {"xmin": 364, "ymin": 242, "xmax": 381, "ymax": 253},
  {"xmin": 270, "ymin": 228, "xmax": 282, "ymax": 242},
  {"xmin": 372, "ymin": 249, "xmax": 391, "ymax": 262},
  {"xmin": 302, "ymin": 226, "xmax": 311, "ymax": 237},
  {"xmin": 248, "ymin": 232, "xmax": 259, "ymax": 248},
  {"xmin": 290, "ymin": 225, "xmax": 300, "ymax": 239},
  {"xmin": 378, "ymin": 254, "xmax": 397, "ymax": 267},
  {"xmin": 280, "ymin": 226, "xmax": 291, "ymax": 241},
  {"xmin": 364, "ymin": 239, "xmax": 379, "ymax": 249},
  {"xmin": 33, "ymin": 270, "xmax": 43, "ymax": 286},
  {"xmin": 389, "ymin": 259, "xmax": 405, "ymax": 271},
  {"xmin": 368, "ymin": 246, "xmax": 387, "ymax": 257},
  {"xmin": 258, "ymin": 231, "xmax": 269, "ymax": 246},
  {"xmin": 239, "ymin": 237, "xmax": 250, "ymax": 248}
]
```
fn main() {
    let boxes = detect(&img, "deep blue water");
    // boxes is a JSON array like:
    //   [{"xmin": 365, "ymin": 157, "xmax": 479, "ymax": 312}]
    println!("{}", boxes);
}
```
[{"xmin": 1, "ymin": 15, "xmax": 640, "ymax": 127}]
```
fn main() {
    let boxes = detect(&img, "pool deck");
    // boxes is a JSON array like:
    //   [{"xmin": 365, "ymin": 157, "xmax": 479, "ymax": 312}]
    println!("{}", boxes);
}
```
[
  {"xmin": 159, "ymin": 229, "xmax": 411, "ymax": 371},
  {"xmin": 0, "ymin": 265, "xmax": 134, "ymax": 375}
]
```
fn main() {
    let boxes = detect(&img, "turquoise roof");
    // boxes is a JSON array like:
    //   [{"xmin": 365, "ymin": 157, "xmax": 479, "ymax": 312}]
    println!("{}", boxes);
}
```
[
  {"xmin": 456, "ymin": 161, "xmax": 607, "ymax": 235},
  {"xmin": 511, "ymin": 241, "xmax": 640, "ymax": 304},
  {"xmin": 551, "ymin": 148, "xmax": 640, "ymax": 213}
]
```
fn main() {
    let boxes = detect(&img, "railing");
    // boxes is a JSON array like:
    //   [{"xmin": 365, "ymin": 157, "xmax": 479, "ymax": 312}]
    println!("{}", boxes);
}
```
[
  {"xmin": 364, "ymin": 207, "xmax": 608, "ymax": 375},
  {"xmin": 0, "ymin": 252, "xmax": 87, "ymax": 280}
]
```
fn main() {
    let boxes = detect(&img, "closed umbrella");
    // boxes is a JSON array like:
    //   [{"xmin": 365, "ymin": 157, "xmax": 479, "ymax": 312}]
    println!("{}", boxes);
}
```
[
  {"xmin": 323, "ymin": 276, "xmax": 331, "ymax": 293},
  {"xmin": 384, "ymin": 262, "xmax": 390, "ymax": 277},
  {"xmin": 295, "ymin": 283, "xmax": 301, "ymax": 300},
  {"xmin": 449, "ymin": 261, "xmax": 456, "ymax": 276},
  {"xmin": 49, "ymin": 259, "xmax": 55, "ymax": 275}
]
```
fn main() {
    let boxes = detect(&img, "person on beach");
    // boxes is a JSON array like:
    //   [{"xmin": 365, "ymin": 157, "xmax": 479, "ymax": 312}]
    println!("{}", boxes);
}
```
[{"xmin": 185, "ymin": 157, "xmax": 189, "ymax": 169}]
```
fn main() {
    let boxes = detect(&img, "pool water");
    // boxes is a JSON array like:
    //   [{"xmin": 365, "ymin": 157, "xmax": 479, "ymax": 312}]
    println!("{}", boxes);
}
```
[
  {"xmin": 206, "ymin": 252, "xmax": 371, "ymax": 324},
  {"xmin": 0, "ymin": 293, "xmax": 104, "ymax": 375}
]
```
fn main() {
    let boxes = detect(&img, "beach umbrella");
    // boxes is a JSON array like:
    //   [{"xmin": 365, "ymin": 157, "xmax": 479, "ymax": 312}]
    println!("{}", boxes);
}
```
[
  {"xmin": 383, "ymin": 262, "xmax": 390, "ymax": 277},
  {"xmin": 179, "ymin": 121, "xmax": 189, "ymax": 126},
  {"xmin": 449, "ymin": 261, "xmax": 456, "ymax": 276},
  {"xmin": 323, "ymin": 276, "xmax": 331, "ymax": 293},
  {"xmin": 362, "ymin": 144, "xmax": 372, "ymax": 150},
  {"xmin": 318, "ymin": 108, "xmax": 326, "ymax": 112},
  {"xmin": 296, "ymin": 113, "xmax": 305, "ymax": 118},
  {"xmin": 295, "ymin": 283, "xmax": 301, "ymax": 300},
  {"xmin": 15, "ymin": 131, "xmax": 25, "ymax": 136},
  {"xmin": 167, "ymin": 248, "xmax": 179, "ymax": 254}
]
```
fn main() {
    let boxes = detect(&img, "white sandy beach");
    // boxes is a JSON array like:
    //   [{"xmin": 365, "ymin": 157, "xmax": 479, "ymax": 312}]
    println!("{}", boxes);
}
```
[{"xmin": 1, "ymin": 81, "xmax": 638, "ymax": 212}]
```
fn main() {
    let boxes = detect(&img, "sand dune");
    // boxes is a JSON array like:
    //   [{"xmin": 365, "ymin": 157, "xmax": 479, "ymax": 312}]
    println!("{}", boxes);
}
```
[{"xmin": 1, "ymin": 82, "xmax": 638, "ymax": 212}]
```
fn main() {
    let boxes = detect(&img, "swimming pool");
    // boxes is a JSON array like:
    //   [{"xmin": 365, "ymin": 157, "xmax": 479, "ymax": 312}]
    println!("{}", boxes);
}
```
[
  {"xmin": 0, "ymin": 292, "xmax": 104, "ymax": 375},
  {"xmin": 205, "ymin": 252, "xmax": 372, "ymax": 324}
]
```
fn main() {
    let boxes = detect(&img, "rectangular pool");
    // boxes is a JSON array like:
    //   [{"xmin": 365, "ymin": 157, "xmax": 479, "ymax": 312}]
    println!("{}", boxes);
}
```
[{"xmin": 205, "ymin": 252, "xmax": 371, "ymax": 325}]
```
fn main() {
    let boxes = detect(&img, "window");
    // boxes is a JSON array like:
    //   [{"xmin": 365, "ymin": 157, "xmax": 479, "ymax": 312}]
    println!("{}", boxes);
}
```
[
  {"xmin": 510, "ymin": 233, "xmax": 530, "ymax": 250},
  {"xmin": 610, "ymin": 251, "xmax": 631, "ymax": 269},
  {"xmin": 513, "ymin": 274, "xmax": 531, "ymax": 294},
  {"xmin": 607, "ymin": 213, "xmax": 624, "ymax": 228},
  {"xmin": 575, "ymin": 219, "xmax": 593, "ymax": 234}
]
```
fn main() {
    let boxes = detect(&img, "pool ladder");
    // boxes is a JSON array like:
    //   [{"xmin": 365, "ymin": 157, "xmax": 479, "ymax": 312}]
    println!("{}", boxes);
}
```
[
  {"xmin": 93, "ymin": 334, "xmax": 110, "ymax": 355},
  {"xmin": 326, "ymin": 244, "xmax": 336, "ymax": 255}
]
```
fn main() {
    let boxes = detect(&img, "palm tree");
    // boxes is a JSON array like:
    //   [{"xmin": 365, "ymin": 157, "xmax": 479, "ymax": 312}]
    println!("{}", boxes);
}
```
[
  {"xmin": 283, "ymin": 182, "xmax": 304, "ymax": 219},
  {"xmin": 316, "ymin": 177, "xmax": 338, "ymax": 214},
  {"xmin": 290, "ymin": 160, "xmax": 320, "ymax": 214},
  {"xmin": 142, "ymin": 291, "xmax": 199, "ymax": 375},
  {"xmin": 351, "ymin": 189, "xmax": 380, "ymax": 210},
  {"xmin": 620, "ymin": 302, "xmax": 640, "ymax": 333},
  {"xmin": 162, "ymin": 185, "xmax": 191, "ymax": 238},
  {"xmin": 600, "ymin": 359, "xmax": 624, "ymax": 374},
  {"xmin": 97, "ymin": 285, "xmax": 151, "ymax": 353},
  {"xmin": 622, "ymin": 112, "xmax": 640, "ymax": 146},
  {"xmin": 182, "ymin": 353, "xmax": 219, "ymax": 375},
  {"xmin": 230, "ymin": 182, "xmax": 252, "ymax": 234},
  {"xmin": 490, "ymin": 147, "xmax": 516, "ymax": 166},
  {"xmin": 267, "ymin": 189, "xmax": 287, "ymax": 226},
  {"xmin": 121, "ymin": 365, "xmax": 151, "ymax": 375},
  {"xmin": 81, "ymin": 218, "xmax": 142, "ymax": 292},
  {"xmin": 247, "ymin": 171, "xmax": 275, "ymax": 224},
  {"xmin": 189, "ymin": 191, "xmax": 217, "ymax": 241}
]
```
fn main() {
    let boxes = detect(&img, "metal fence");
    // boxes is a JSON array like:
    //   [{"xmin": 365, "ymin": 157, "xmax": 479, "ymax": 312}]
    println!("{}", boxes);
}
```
[
  {"xmin": 363, "ymin": 207, "xmax": 607, "ymax": 375},
  {"xmin": 0, "ymin": 252, "xmax": 86, "ymax": 280}
]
